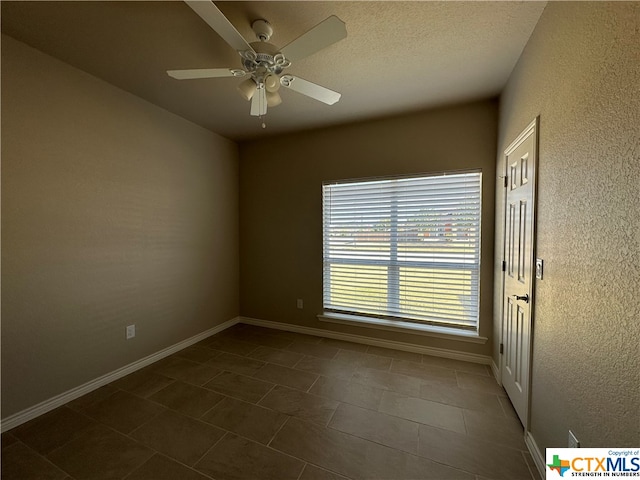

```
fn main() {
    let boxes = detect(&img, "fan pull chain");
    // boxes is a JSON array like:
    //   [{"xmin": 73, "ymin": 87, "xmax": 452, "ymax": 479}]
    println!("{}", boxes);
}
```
[{"xmin": 260, "ymin": 115, "xmax": 266, "ymax": 129}]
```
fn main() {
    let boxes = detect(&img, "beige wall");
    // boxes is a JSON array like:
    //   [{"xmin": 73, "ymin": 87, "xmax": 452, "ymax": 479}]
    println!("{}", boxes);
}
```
[
  {"xmin": 240, "ymin": 100, "xmax": 497, "ymax": 356},
  {"xmin": 1, "ymin": 35, "xmax": 240, "ymax": 418},
  {"xmin": 495, "ymin": 2, "xmax": 640, "ymax": 449}
]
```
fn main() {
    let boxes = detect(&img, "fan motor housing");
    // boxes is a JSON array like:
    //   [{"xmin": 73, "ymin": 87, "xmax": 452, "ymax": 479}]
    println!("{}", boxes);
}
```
[
  {"xmin": 242, "ymin": 41, "xmax": 290, "ymax": 75},
  {"xmin": 251, "ymin": 19, "xmax": 273, "ymax": 42}
]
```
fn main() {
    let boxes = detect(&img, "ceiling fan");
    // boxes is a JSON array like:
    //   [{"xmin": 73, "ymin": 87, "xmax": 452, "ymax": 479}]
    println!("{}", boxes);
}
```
[{"xmin": 167, "ymin": 1, "xmax": 347, "ymax": 127}]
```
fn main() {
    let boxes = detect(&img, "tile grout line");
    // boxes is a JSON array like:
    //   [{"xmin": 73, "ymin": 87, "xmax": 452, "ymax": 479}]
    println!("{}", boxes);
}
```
[
  {"xmin": 256, "ymin": 383, "xmax": 278, "ymax": 405},
  {"xmin": 288, "ymin": 350, "xmax": 306, "ymax": 369},
  {"xmin": 122, "ymin": 453, "xmax": 218, "ymax": 480},
  {"xmin": 196, "ymin": 393, "xmax": 227, "ymax": 421},
  {"xmin": 10, "ymin": 438, "xmax": 74, "ymax": 479},
  {"xmin": 11, "ymin": 328, "xmax": 521, "ymax": 480},
  {"xmin": 521, "ymin": 450, "xmax": 537, "ymax": 480},
  {"xmin": 305, "ymin": 374, "xmax": 322, "ymax": 394},
  {"xmin": 266, "ymin": 414, "xmax": 291, "ymax": 448},
  {"xmin": 324, "ymin": 401, "xmax": 341, "ymax": 428},
  {"xmin": 296, "ymin": 463, "xmax": 308, "ymax": 480},
  {"xmin": 191, "ymin": 429, "xmax": 230, "ymax": 468}
]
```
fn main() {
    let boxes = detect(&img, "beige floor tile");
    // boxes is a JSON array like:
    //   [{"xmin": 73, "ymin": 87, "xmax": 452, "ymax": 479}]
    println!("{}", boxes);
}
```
[
  {"xmin": 285, "ymin": 341, "xmax": 339, "ymax": 359},
  {"xmin": 11, "ymin": 406, "xmax": 95, "ymax": 455},
  {"xmin": 126, "ymin": 454, "xmax": 212, "ymax": 480},
  {"xmin": 309, "ymin": 376, "xmax": 384, "ymax": 411},
  {"xmin": 153, "ymin": 357, "xmax": 222, "ymax": 386},
  {"xmin": 351, "ymin": 366, "xmax": 422, "ymax": 396},
  {"xmin": 329, "ymin": 403, "xmax": 419, "ymax": 454},
  {"xmin": 456, "ymin": 372, "xmax": 507, "ymax": 396},
  {"xmin": 81, "ymin": 390, "xmax": 165, "ymax": 434},
  {"xmin": 47, "ymin": 423, "xmax": 153, "ymax": 480},
  {"xmin": 390, "ymin": 359, "xmax": 459, "ymax": 387},
  {"xmin": 417, "ymin": 423, "xmax": 533, "ymax": 479},
  {"xmin": 201, "ymin": 395, "xmax": 288, "ymax": 444},
  {"xmin": 299, "ymin": 463, "xmax": 351, "ymax": 480},
  {"xmin": 148, "ymin": 380, "xmax": 224, "ymax": 418},
  {"xmin": 195, "ymin": 433, "xmax": 305, "ymax": 480},
  {"xmin": 334, "ymin": 350, "xmax": 392, "ymax": 371},
  {"xmin": 366, "ymin": 345, "xmax": 422, "ymax": 363},
  {"xmin": 419, "ymin": 383, "xmax": 505, "ymax": 416},
  {"xmin": 247, "ymin": 345, "xmax": 304, "ymax": 367},
  {"xmin": 203, "ymin": 371, "xmax": 274, "ymax": 403},
  {"xmin": 206, "ymin": 352, "xmax": 266, "ymax": 376},
  {"xmin": 259, "ymin": 385, "xmax": 339, "ymax": 425},
  {"xmin": 378, "ymin": 390, "xmax": 466, "ymax": 433},
  {"xmin": 318, "ymin": 338, "xmax": 369, "ymax": 353},
  {"xmin": 271, "ymin": 417, "xmax": 473, "ymax": 480},
  {"xmin": 2, "ymin": 442, "xmax": 68, "ymax": 480},
  {"xmin": 463, "ymin": 409, "xmax": 526, "ymax": 450},
  {"xmin": 253, "ymin": 363, "xmax": 319, "ymax": 391},
  {"xmin": 110, "ymin": 370, "xmax": 175, "ymax": 398},
  {"xmin": 422, "ymin": 355, "xmax": 492, "ymax": 376},
  {"xmin": 293, "ymin": 356, "xmax": 358, "ymax": 381},
  {"xmin": 130, "ymin": 410, "xmax": 225, "ymax": 466}
]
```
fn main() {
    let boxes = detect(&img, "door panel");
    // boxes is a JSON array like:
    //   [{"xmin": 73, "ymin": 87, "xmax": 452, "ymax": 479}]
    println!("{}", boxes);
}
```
[{"xmin": 501, "ymin": 119, "xmax": 538, "ymax": 427}]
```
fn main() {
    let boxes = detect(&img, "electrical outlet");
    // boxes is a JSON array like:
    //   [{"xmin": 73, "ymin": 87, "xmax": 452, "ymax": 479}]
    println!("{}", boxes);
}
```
[
  {"xmin": 296, "ymin": 299, "xmax": 304, "ymax": 309},
  {"xmin": 126, "ymin": 324, "xmax": 136, "ymax": 340},
  {"xmin": 568, "ymin": 430, "xmax": 580, "ymax": 448}
]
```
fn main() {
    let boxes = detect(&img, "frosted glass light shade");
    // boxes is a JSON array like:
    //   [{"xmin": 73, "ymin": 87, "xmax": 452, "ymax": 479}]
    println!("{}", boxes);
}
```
[
  {"xmin": 237, "ymin": 78, "xmax": 257, "ymax": 100},
  {"xmin": 266, "ymin": 90, "xmax": 282, "ymax": 107},
  {"xmin": 264, "ymin": 74, "xmax": 280, "ymax": 93}
]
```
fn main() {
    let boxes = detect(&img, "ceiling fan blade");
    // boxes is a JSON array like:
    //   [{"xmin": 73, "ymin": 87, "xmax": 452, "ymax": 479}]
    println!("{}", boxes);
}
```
[
  {"xmin": 167, "ymin": 68, "xmax": 245, "ymax": 80},
  {"xmin": 184, "ymin": 1, "xmax": 255, "ymax": 54},
  {"xmin": 250, "ymin": 87, "xmax": 267, "ymax": 116},
  {"xmin": 280, "ymin": 15, "xmax": 347, "ymax": 62},
  {"xmin": 280, "ymin": 75, "xmax": 341, "ymax": 105}
]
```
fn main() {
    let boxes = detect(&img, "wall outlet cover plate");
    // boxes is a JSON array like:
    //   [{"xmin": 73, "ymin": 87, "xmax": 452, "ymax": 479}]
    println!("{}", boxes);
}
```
[{"xmin": 535, "ymin": 258, "xmax": 544, "ymax": 279}]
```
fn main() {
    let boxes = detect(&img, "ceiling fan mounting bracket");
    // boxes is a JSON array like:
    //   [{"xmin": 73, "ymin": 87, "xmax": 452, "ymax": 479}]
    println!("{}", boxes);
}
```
[{"xmin": 251, "ymin": 19, "xmax": 273, "ymax": 42}]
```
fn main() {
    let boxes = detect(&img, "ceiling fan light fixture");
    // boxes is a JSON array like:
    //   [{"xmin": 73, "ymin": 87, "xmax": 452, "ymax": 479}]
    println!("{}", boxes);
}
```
[
  {"xmin": 237, "ymin": 78, "xmax": 257, "ymax": 101},
  {"xmin": 266, "ymin": 90, "xmax": 282, "ymax": 107},
  {"xmin": 172, "ymin": 3, "xmax": 347, "ymax": 127},
  {"xmin": 264, "ymin": 74, "xmax": 280, "ymax": 93}
]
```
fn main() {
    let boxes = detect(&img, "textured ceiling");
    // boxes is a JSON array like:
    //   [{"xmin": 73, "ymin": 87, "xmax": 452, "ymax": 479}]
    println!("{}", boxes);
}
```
[{"xmin": 1, "ymin": 1, "xmax": 546, "ymax": 141}]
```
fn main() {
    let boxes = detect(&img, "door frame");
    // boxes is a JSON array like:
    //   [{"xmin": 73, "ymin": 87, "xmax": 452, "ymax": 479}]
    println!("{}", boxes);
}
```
[{"xmin": 497, "ymin": 116, "xmax": 540, "ymax": 430}]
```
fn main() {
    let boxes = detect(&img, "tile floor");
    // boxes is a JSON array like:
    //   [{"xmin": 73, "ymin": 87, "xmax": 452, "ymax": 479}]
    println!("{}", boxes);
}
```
[{"xmin": 1, "ymin": 324, "xmax": 538, "ymax": 480}]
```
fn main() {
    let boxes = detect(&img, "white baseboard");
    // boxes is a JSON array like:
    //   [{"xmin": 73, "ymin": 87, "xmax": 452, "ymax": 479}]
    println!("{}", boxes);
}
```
[
  {"xmin": 525, "ymin": 430, "xmax": 545, "ymax": 480},
  {"xmin": 491, "ymin": 359, "xmax": 501, "ymax": 385},
  {"xmin": 1, "ymin": 317, "xmax": 239, "ymax": 433},
  {"xmin": 239, "ymin": 316, "xmax": 492, "ymax": 365}
]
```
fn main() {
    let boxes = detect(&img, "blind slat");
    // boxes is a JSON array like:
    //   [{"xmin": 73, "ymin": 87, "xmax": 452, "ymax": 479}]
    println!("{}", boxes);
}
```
[{"xmin": 323, "ymin": 171, "xmax": 482, "ymax": 330}]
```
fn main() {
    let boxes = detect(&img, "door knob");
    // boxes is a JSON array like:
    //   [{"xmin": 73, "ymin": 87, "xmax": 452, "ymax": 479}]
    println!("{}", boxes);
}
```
[{"xmin": 512, "ymin": 294, "xmax": 529, "ymax": 303}]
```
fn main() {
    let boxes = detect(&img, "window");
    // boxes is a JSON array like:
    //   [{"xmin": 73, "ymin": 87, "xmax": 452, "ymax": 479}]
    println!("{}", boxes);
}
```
[{"xmin": 322, "ymin": 171, "xmax": 482, "ymax": 332}]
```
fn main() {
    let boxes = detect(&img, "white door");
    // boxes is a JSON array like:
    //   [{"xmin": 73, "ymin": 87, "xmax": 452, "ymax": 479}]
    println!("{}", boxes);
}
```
[{"xmin": 501, "ymin": 118, "xmax": 538, "ymax": 426}]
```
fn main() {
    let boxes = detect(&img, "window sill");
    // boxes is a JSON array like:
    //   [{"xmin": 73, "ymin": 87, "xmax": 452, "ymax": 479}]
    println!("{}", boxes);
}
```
[{"xmin": 317, "ymin": 312, "xmax": 487, "ymax": 344}]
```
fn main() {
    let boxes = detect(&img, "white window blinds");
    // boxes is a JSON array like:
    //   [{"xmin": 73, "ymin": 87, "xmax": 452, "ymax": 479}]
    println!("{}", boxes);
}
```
[{"xmin": 322, "ymin": 171, "xmax": 482, "ymax": 330}]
